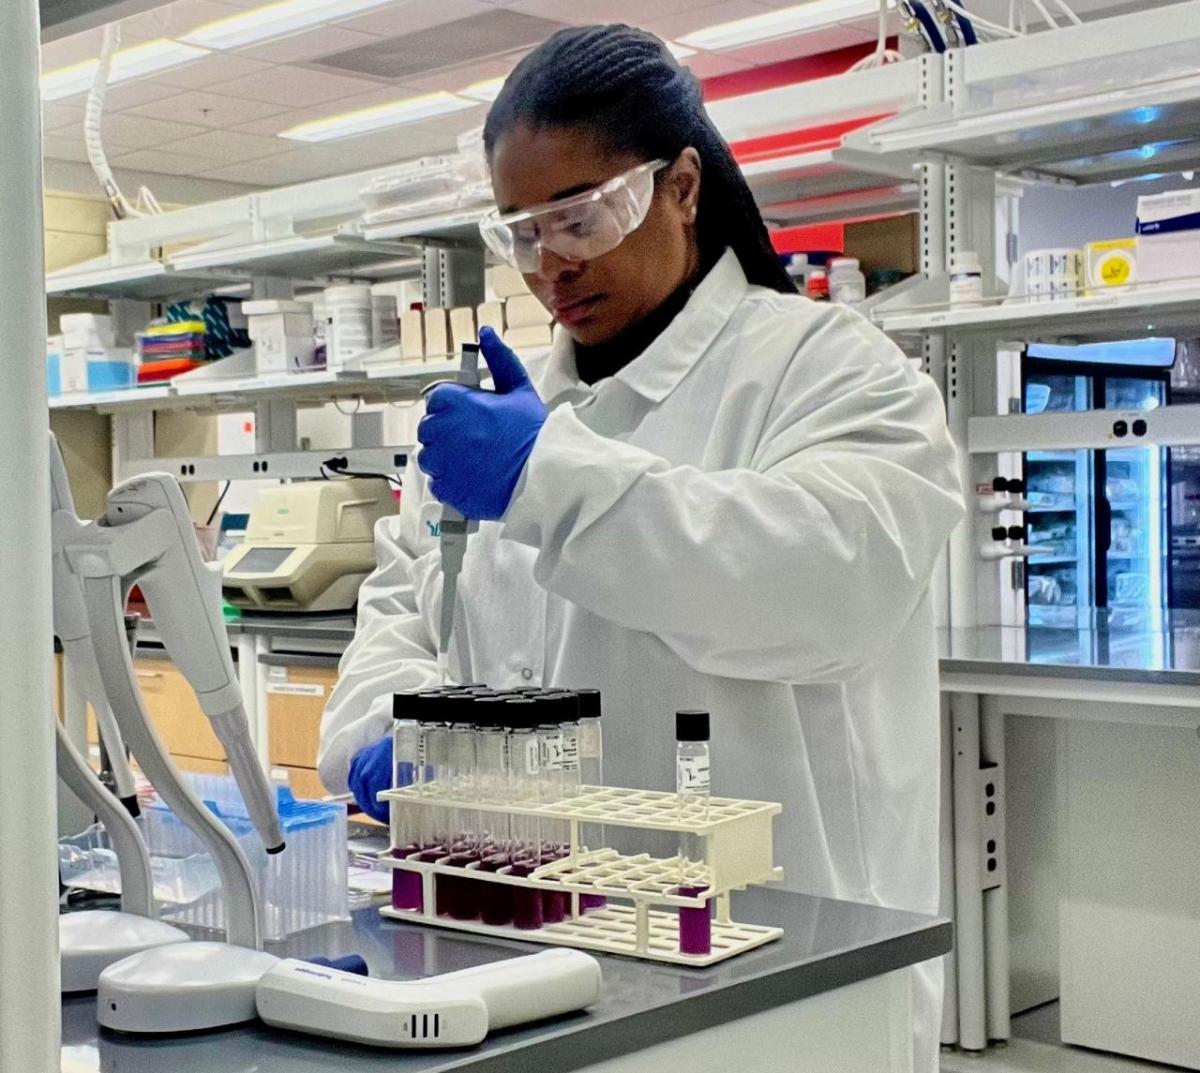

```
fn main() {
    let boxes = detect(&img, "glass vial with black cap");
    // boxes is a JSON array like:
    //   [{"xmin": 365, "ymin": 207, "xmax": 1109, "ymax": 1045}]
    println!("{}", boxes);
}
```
[
  {"xmin": 675, "ymin": 709, "xmax": 712, "ymax": 957},
  {"xmin": 389, "ymin": 689, "xmax": 425, "ymax": 912}
]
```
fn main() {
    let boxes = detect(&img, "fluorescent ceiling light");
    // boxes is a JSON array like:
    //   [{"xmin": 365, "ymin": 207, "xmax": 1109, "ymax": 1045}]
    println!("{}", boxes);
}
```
[
  {"xmin": 678, "ymin": 0, "xmax": 887, "ymax": 51},
  {"xmin": 41, "ymin": 39, "xmax": 209, "ymax": 101},
  {"xmin": 461, "ymin": 77, "xmax": 505, "ymax": 103},
  {"xmin": 279, "ymin": 92, "xmax": 477, "ymax": 142},
  {"xmin": 182, "ymin": 0, "xmax": 396, "ymax": 50}
]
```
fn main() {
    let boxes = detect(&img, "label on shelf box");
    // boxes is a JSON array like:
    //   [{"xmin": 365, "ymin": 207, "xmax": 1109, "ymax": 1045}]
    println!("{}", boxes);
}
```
[{"xmin": 267, "ymin": 681, "xmax": 325, "ymax": 698}]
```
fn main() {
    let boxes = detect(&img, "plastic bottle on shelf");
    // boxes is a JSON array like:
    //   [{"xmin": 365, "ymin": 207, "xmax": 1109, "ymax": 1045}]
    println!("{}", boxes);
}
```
[
  {"xmin": 828, "ymin": 257, "xmax": 867, "ymax": 306},
  {"xmin": 950, "ymin": 251, "xmax": 985, "ymax": 307},
  {"xmin": 390, "ymin": 689, "xmax": 425, "ymax": 912},
  {"xmin": 504, "ymin": 697, "xmax": 545, "ymax": 930},
  {"xmin": 805, "ymin": 267, "xmax": 830, "ymax": 302},
  {"xmin": 786, "ymin": 253, "xmax": 812, "ymax": 290},
  {"xmin": 675, "ymin": 709, "xmax": 712, "ymax": 957}
]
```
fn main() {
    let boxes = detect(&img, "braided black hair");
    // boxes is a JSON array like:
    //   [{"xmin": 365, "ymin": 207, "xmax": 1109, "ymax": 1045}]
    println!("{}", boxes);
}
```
[{"xmin": 483, "ymin": 24, "xmax": 795, "ymax": 295}]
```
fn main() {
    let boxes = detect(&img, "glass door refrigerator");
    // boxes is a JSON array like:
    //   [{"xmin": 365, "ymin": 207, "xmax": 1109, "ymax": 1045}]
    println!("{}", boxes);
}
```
[{"xmin": 1021, "ymin": 341, "xmax": 1173, "ymax": 629}]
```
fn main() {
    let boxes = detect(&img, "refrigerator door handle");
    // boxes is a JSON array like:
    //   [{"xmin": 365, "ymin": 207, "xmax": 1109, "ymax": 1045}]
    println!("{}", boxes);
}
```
[{"xmin": 1097, "ymin": 492, "xmax": 1113, "ymax": 556}]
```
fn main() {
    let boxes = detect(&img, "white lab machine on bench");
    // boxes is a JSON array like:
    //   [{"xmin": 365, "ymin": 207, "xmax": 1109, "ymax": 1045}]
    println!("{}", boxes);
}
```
[{"xmin": 222, "ymin": 478, "xmax": 394, "ymax": 613}]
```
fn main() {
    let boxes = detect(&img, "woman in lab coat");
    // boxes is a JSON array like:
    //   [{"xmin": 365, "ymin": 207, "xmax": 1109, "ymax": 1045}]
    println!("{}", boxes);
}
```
[{"xmin": 320, "ymin": 24, "xmax": 963, "ymax": 1071}]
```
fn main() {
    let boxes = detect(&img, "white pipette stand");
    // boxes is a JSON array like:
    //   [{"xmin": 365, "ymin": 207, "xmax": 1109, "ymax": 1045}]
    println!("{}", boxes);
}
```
[{"xmin": 51, "ymin": 435, "xmax": 192, "ymax": 993}]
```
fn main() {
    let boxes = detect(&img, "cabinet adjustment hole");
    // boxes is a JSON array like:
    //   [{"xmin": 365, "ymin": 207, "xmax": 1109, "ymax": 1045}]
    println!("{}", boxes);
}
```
[
  {"xmin": 987, "ymin": 858, "xmax": 997, "ymax": 873},
  {"xmin": 985, "ymin": 783, "xmax": 995, "ymax": 797},
  {"xmin": 986, "ymin": 802, "xmax": 996, "ymax": 816},
  {"xmin": 1113, "ymin": 420, "xmax": 1128, "ymax": 437},
  {"xmin": 987, "ymin": 839, "xmax": 996, "ymax": 854},
  {"xmin": 1132, "ymin": 419, "xmax": 1147, "ymax": 436}
]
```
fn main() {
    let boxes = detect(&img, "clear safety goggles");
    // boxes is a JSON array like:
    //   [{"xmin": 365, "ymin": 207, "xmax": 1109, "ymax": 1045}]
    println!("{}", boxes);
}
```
[{"xmin": 479, "ymin": 159, "xmax": 669, "ymax": 273}]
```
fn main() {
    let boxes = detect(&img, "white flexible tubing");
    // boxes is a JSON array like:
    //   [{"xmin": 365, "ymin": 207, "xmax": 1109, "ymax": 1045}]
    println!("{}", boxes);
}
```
[
  {"xmin": 1027, "ymin": 0, "xmax": 1060, "ymax": 29},
  {"xmin": 848, "ymin": 0, "xmax": 904, "ymax": 71},
  {"xmin": 944, "ymin": 0, "xmax": 1024, "ymax": 38},
  {"xmin": 84, "ymin": 23, "xmax": 132, "ymax": 219},
  {"xmin": 1051, "ymin": 0, "xmax": 1083, "ymax": 24}
]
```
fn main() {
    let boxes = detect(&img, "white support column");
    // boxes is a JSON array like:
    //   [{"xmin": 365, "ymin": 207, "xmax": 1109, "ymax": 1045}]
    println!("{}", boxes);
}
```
[
  {"xmin": 111, "ymin": 409, "xmax": 155, "ymax": 485},
  {"xmin": 0, "ymin": 1, "xmax": 63, "ymax": 1067},
  {"xmin": 981, "ymin": 697, "xmax": 1011, "ymax": 1044},
  {"xmin": 939, "ymin": 693, "xmax": 960, "ymax": 1047},
  {"xmin": 951, "ymin": 691, "xmax": 986, "ymax": 1052}
]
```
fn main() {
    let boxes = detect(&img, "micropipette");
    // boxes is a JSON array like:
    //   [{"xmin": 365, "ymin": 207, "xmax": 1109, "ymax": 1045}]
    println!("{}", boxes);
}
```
[{"xmin": 422, "ymin": 342, "xmax": 481, "ymax": 684}]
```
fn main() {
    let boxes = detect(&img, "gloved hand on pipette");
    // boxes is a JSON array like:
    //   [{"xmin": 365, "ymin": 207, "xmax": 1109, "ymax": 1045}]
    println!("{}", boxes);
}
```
[
  {"xmin": 348, "ymin": 736, "xmax": 392, "ymax": 824},
  {"xmin": 417, "ymin": 327, "xmax": 547, "ymax": 520}
]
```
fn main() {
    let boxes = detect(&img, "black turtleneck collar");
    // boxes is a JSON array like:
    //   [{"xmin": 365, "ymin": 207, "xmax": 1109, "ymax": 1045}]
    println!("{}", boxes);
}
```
[{"xmin": 573, "ymin": 278, "xmax": 696, "ymax": 387}]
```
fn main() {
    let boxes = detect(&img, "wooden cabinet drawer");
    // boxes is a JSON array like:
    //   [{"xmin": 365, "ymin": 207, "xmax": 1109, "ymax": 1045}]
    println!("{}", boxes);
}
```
[
  {"xmin": 173, "ymin": 756, "xmax": 229, "ymax": 776},
  {"xmin": 134, "ymin": 657, "xmax": 225, "ymax": 762},
  {"xmin": 266, "ymin": 665, "xmax": 337, "ymax": 770}
]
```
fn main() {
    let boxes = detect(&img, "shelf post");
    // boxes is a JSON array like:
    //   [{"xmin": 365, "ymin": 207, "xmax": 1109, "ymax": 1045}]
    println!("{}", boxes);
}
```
[{"xmin": 0, "ymin": 0, "xmax": 63, "ymax": 1065}]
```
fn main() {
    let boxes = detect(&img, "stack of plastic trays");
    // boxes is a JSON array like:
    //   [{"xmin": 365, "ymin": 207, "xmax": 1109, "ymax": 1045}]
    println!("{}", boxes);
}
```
[{"xmin": 146, "ymin": 774, "xmax": 349, "ymax": 941}]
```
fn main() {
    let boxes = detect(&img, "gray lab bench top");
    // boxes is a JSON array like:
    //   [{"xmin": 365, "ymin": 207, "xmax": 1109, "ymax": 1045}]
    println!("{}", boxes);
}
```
[
  {"xmin": 939, "ymin": 610, "xmax": 1200, "ymax": 688},
  {"xmin": 61, "ymin": 888, "xmax": 949, "ymax": 1073}
]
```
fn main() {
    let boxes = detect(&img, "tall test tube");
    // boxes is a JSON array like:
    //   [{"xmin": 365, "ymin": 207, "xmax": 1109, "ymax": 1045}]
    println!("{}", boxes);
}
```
[
  {"xmin": 390, "ymin": 689, "xmax": 424, "ymax": 912},
  {"xmin": 504, "ymin": 697, "xmax": 544, "ymax": 930},
  {"xmin": 675, "ymin": 709, "xmax": 712, "ymax": 956}
]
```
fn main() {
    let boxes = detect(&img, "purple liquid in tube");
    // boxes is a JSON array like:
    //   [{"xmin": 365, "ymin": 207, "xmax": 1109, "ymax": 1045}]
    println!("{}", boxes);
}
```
[
  {"xmin": 477, "ymin": 854, "xmax": 513, "ymax": 926},
  {"xmin": 508, "ymin": 860, "xmax": 544, "ymax": 930},
  {"xmin": 390, "ymin": 846, "xmax": 423, "ymax": 912},
  {"xmin": 580, "ymin": 893, "xmax": 608, "ymax": 911},
  {"xmin": 442, "ymin": 852, "xmax": 480, "ymax": 920},
  {"xmin": 676, "ymin": 885, "xmax": 712, "ymax": 956}
]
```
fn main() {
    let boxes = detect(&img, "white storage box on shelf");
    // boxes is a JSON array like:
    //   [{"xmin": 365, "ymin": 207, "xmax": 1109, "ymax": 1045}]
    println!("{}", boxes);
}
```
[
  {"xmin": 60, "ymin": 312, "xmax": 115, "ymax": 353},
  {"xmin": 379, "ymin": 783, "xmax": 784, "ymax": 967},
  {"xmin": 325, "ymin": 284, "xmax": 374, "ymax": 369},
  {"xmin": 449, "ymin": 307, "xmax": 476, "ymax": 351},
  {"xmin": 359, "ymin": 159, "xmax": 461, "ymax": 226},
  {"xmin": 59, "ymin": 774, "xmax": 348, "ymax": 941},
  {"xmin": 400, "ymin": 308, "xmax": 424, "ymax": 363},
  {"xmin": 1137, "ymin": 188, "xmax": 1200, "ymax": 284},
  {"xmin": 372, "ymin": 294, "xmax": 399, "ymax": 347},
  {"xmin": 243, "ymin": 300, "xmax": 316, "ymax": 375},
  {"xmin": 490, "ymin": 264, "xmax": 531, "ymax": 300},
  {"xmin": 476, "ymin": 301, "xmax": 505, "ymax": 336},
  {"xmin": 504, "ymin": 294, "xmax": 553, "ymax": 330},
  {"xmin": 424, "ymin": 308, "xmax": 450, "ymax": 360},
  {"xmin": 504, "ymin": 326, "xmax": 554, "ymax": 350}
]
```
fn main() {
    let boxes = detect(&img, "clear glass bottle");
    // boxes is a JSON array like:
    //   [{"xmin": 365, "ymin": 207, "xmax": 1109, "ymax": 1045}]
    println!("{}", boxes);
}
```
[
  {"xmin": 574, "ymin": 688, "xmax": 607, "ymax": 910},
  {"xmin": 534, "ymin": 693, "xmax": 575, "ymax": 923},
  {"xmin": 472, "ymin": 696, "xmax": 513, "ymax": 926},
  {"xmin": 675, "ymin": 709, "xmax": 712, "ymax": 956},
  {"xmin": 442, "ymin": 694, "xmax": 480, "ymax": 920},
  {"xmin": 504, "ymin": 697, "xmax": 544, "ymax": 930},
  {"xmin": 389, "ymin": 689, "xmax": 424, "ymax": 912}
]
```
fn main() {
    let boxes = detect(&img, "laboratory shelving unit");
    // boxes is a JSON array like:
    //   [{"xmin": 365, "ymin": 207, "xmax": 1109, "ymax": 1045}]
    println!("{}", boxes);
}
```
[
  {"xmin": 837, "ymin": 2, "xmax": 1200, "ymax": 1057},
  {"xmin": 378, "ymin": 784, "xmax": 784, "ymax": 968}
]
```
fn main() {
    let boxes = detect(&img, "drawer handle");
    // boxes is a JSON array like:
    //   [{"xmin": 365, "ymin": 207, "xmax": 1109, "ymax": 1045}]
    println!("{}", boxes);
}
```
[{"xmin": 135, "ymin": 670, "xmax": 164, "ymax": 680}]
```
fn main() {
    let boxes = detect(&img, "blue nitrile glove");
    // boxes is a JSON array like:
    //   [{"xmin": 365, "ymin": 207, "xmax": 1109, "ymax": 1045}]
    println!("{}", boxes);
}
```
[
  {"xmin": 348, "ymin": 736, "xmax": 392, "ymax": 824},
  {"xmin": 417, "ymin": 326, "xmax": 547, "ymax": 520}
]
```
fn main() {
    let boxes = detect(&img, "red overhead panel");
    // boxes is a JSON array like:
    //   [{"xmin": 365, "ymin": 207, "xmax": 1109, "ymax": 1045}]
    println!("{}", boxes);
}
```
[
  {"xmin": 729, "ymin": 114, "xmax": 894, "ymax": 164},
  {"xmin": 701, "ymin": 41, "xmax": 899, "ymax": 102},
  {"xmin": 769, "ymin": 223, "xmax": 845, "ymax": 255}
]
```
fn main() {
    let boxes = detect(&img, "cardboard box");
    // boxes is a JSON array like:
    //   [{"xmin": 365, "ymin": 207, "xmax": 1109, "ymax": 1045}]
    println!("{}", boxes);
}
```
[
  {"xmin": 1136, "ymin": 188, "xmax": 1200, "ymax": 284},
  {"xmin": 844, "ymin": 214, "xmax": 919, "ymax": 277}
]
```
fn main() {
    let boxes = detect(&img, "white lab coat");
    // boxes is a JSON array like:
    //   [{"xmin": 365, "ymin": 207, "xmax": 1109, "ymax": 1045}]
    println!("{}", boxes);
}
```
[{"xmin": 320, "ymin": 249, "xmax": 964, "ymax": 1071}]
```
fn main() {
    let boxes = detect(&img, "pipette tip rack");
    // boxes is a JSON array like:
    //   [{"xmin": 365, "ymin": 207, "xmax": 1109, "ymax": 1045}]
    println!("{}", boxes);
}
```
[{"xmin": 377, "ymin": 785, "xmax": 784, "ymax": 967}]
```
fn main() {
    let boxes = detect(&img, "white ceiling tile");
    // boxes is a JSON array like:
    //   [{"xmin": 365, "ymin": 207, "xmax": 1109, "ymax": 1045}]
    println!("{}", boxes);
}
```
[
  {"xmin": 107, "ymin": 148, "xmax": 218, "ymax": 177},
  {"xmin": 335, "ymin": 0, "xmax": 492, "ymax": 37},
  {"xmin": 41, "ymin": 134, "xmax": 96, "ymax": 165},
  {"xmin": 398, "ymin": 56, "xmax": 515, "ymax": 93},
  {"xmin": 125, "ymin": 90, "xmax": 293, "ymax": 127},
  {"xmin": 100, "ymin": 112, "xmax": 211, "ymax": 149},
  {"xmin": 214, "ymin": 67, "xmax": 386, "ymax": 107},
  {"xmin": 330, "ymin": 126, "xmax": 460, "ymax": 162},
  {"xmin": 118, "ymin": 0, "xmax": 245, "ymax": 40},
  {"xmin": 151, "ymin": 52, "xmax": 275, "ymax": 90},
  {"xmin": 648, "ymin": 1, "xmax": 773, "ymax": 39},
  {"xmin": 235, "ymin": 26, "xmax": 379, "ymax": 64},
  {"xmin": 164, "ymin": 128, "xmax": 295, "ymax": 162},
  {"xmin": 98, "ymin": 78, "xmax": 185, "ymax": 111},
  {"xmin": 510, "ymin": 0, "xmax": 707, "ymax": 22},
  {"xmin": 230, "ymin": 107, "xmax": 329, "ymax": 136},
  {"xmin": 42, "ymin": 102, "xmax": 87, "ymax": 133},
  {"xmin": 725, "ymin": 24, "xmax": 877, "ymax": 66},
  {"xmin": 683, "ymin": 52, "xmax": 755, "ymax": 78},
  {"xmin": 41, "ymin": 27, "xmax": 104, "ymax": 71},
  {"xmin": 208, "ymin": 146, "xmax": 367, "ymax": 186}
]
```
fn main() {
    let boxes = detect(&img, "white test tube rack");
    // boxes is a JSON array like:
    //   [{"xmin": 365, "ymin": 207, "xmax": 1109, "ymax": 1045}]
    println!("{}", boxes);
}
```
[{"xmin": 378, "ymin": 784, "xmax": 784, "ymax": 967}]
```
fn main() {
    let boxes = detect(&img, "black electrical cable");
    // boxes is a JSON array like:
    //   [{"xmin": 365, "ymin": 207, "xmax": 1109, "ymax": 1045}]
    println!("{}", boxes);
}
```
[
  {"xmin": 205, "ymin": 480, "xmax": 231, "ymax": 526},
  {"xmin": 320, "ymin": 458, "xmax": 402, "ymax": 490}
]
